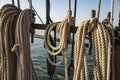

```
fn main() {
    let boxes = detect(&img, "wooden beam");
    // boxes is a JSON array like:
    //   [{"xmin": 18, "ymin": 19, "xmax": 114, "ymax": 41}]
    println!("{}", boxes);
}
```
[
  {"xmin": 114, "ymin": 40, "xmax": 120, "ymax": 80},
  {"xmin": 32, "ymin": 23, "xmax": 78, "ymax": 33},
  {"xmin": 31, "ymin": 34, "xmax": 89, "ymax": 48}
]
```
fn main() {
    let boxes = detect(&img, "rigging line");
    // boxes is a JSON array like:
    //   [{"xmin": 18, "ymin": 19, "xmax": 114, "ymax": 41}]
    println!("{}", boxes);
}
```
[
  {"xmin": 68, "ymin": 0, "xmax": 71, "ymax": 22},
  {"xmin": 110, "ymin": 0, "xmax": 114, "ymax": 25},
  {"xmin": 27, "ymin": 0, "xmax": 44, "ymax": 24},
  {"xmin": 97, "ymin": 0, "xmax": 101, "ymax": 20}
]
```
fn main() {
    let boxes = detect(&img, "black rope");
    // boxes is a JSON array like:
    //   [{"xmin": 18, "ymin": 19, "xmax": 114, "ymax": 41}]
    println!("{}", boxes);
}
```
[{"xmin": 68, "ymin": 0, "xmax": 77, "ymax": 78}]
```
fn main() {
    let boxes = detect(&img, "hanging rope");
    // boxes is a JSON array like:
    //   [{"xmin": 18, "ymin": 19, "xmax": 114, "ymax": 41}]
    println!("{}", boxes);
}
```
[
  {"xmin": 27, "ymin": 0, "xmax": 44, "ymax": 24},
  {"xmin": 45, "ymin": 0, "xmax": 56, "ymax": 79},
  {"xmin": 68, "ymin": 0, "xmax": 71, "ymax": 22},
  {"xmin": 11, "ymin": 9, "xmax": 35, "ymax": 80},
  {"xmin": 97, "ymin": 0, "xmax": 101, "ymax": 20},
  {"xmin": 73, "ymin": 14, "xmax": 113, "ymax": 80},
  {"xmin": 68, "ymin": 0, "xmax": 77, "ymax": 78},
  {"xmin": 0, "ymin": 4, "xmax": 20, "ymax": 80},
  {"xmin": 44, "ymin": 0, "xmax": 72, "ymax": 80},
  {"xmin": 110, "ymin": 0, "xmax": 114, "ymax": 25},
  {"xmin": 45, "ymin": 20, "xmax": 69, "ymax": 79}
]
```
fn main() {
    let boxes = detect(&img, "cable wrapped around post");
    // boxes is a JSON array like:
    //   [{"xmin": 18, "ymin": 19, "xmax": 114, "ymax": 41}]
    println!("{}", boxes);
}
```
[{"xmin": 73, "ymin": 17, "xmax": 113, "ymax": 80}]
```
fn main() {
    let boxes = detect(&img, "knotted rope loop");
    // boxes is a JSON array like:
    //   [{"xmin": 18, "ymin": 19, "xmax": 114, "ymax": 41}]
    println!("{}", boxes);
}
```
[{"xmin": 11, "ymin": 44, "xmax": 19, "ymax": 53}]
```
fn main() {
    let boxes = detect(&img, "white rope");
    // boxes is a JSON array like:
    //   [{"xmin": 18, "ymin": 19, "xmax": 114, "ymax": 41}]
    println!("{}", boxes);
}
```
[
  {"xmin": 73, "ymin": 18, "xmax": 112, "ymax": 80},
  {"xmin": 110, "ymin": 0, "xmax": 114, "ymax": 24},
  {"xmin": 97, "ymin": 0, "xmax": 101, "ymax": 20},
  {"xmin": 44, "ymin": 19, "xmax": 69, "ymax": 80},
  {"xmin": 44, "ymin": 0, "xmax": 72, "ymax": 80}
]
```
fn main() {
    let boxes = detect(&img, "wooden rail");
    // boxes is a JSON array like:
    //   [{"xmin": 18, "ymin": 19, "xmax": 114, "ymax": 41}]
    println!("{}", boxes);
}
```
[{"xmin": 32, "ymin": 23, "xmax": 78, "ymax": 33}]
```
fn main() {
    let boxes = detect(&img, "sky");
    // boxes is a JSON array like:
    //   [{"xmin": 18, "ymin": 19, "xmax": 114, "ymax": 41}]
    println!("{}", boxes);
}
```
[{"xmin": 0, "ymin": 0, "xmax": 120, "ymax": 27}]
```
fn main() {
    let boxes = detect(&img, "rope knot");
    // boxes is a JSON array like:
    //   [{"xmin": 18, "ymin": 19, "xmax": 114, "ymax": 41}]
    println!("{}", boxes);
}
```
[
  {"xmin": 11, "ymin": 44, "xmax": 20, "ymax": 60},
  {"xmin": 11, "ymin": 44, "xmax": 19, "ymax": 53},
  {"xmin": 86, "ymin": 18, "xmax": 98, "ymax": 34}
]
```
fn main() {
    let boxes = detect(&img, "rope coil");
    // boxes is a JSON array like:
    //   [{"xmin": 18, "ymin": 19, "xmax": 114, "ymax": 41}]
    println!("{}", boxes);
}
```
[
  {"xmin": 45, "ymin": 0, "xmax": 72, "ymax": 79},
  {"xmin": 0, "ymin": 4, "xmax": 20, "ymax": 80},
  {"xmin": 73, "ymin": 18, "xmax": 113, "ymax": 80}
]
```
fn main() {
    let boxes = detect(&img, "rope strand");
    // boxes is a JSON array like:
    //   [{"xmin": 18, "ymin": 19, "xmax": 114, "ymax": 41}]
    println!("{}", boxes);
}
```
[
  {"xmin": 110, "ymin": 0, "xmax": 114, "ymax": 24},
  {"xmin": 97, "ymin": 0, "xmax": 101, "ymax": 20}
]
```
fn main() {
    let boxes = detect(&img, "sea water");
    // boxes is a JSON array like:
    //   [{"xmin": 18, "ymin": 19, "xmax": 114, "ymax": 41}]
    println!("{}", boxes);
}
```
[{"xmin": 31, "ymin": 32, "xmax": 93, "ymax": 80}]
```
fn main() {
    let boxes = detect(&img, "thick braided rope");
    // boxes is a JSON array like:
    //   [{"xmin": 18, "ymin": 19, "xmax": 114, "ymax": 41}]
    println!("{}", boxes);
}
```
[
  {"xmin": 73, "ymin": 20, "xmax": 89, "ymax": 80},
  {"xmin": 73, "ymin": 18, "xmax": 112, "ymax": 80},
  {"xmin": 92, "ymin": 29, "xmax": 101, "ymax": 80},
  {"xmin": 0, "ymin": 4, "xmax": 19, "ymax": 80},
  {"xmin": 45, "ymin": 19, "xmax": 69, "ymax": 80},
  {"xmin": 13, "ymin": 9, "xmax": 33, "ymax": 80},
  {"xmin": 45, "ymin": 22, "xmax": 65, "ymax": 65},
  {"xmin": 97, "ymin": 0, "xmax": 101, "ymax": 20},
  {"xmin": 110, "ymin": 0, "xmax": 114, "ymax": 24},
  {"xmin": 45, "ymin": 1, "xmax": 72, "ymax": 79},
  {"xmin": 68, "ymin": 0, "xmax": 71, "ymax": 22}
]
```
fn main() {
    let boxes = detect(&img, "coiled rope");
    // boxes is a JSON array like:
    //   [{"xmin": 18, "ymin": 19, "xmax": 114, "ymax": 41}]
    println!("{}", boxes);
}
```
[
  {"xmin": 44, "ymin": 0, "xmax": 72, "ymax": 80},
  {"xmin": 44, "ymin": 20, "xmax": 69, "ymax": 80},
  {"xmin": 12, "ymin": 9, "xmax": 38, "ymax": 80},
  {"xmin": 0, "ymin": 4, "xmax": 20, "ymax": 80},
  {"xmin": 73, "ymin": 17, "xmax": 113, "ymax": 80}
]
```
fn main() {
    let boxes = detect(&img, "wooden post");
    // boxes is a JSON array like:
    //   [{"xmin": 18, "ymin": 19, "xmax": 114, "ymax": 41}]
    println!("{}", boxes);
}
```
[
  {"xmin": 114, "ymin": 12, "xmax": 120, "ymax": 80},
  {"xmin": 114, "ymin": 44, "xmax": 120, "ymax": 80}
]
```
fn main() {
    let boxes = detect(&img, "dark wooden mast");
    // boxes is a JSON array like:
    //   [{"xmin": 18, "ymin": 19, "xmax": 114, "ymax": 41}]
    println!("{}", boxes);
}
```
[{"xmin": 114, "ymin": 12, "xmax": 120, "ymax": 80}]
